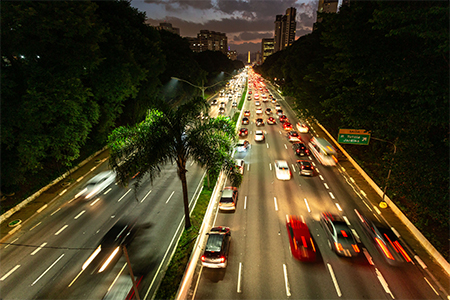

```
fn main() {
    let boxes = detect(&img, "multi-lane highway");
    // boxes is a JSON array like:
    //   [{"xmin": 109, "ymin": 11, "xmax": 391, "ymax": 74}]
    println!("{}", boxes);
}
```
[{"xmin": 194, "ymin": 72, "xmax": 443, "ymax": 300}]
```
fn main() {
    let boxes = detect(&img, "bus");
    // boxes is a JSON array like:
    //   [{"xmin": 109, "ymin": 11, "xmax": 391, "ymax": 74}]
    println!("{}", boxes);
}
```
[{"xmin": 309, "ymin": 137, "xmax": 338, "ymax": 166}]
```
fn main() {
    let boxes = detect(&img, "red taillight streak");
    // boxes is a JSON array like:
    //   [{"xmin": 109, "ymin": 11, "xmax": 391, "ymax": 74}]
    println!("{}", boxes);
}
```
[
  {"xmin": 301, "ymin": 236, "xmax": 308, "ymax": 248},
  {"xmin": 201, "ymin": 255, "xmax": 205, "ymax": 262},
  {"xmin": 383, "ymin": 233, "xmax": 399, "ymax": 253},
  {"xmin": 393, "ymin": 241, "xmax": 412, "ymax": 262},
  {"xmin": 332, "ymin": 155, "xmax": 338, "ymax": 163},
  {"xmin": 352, "ymin": 244, "xmax": 360, "ymax": 253},
  {"xmin": 220, "ymin": 256, "xmax": 226, "ymax": 263},
  {"xmin": 375, "ymin": 237, "xmax": 395, "ymax": 260},
  {"xmin": 310, "ymin": 238, "xmax": 316, "ymax": 252},
  {"xmin": 335, "ymin": 242, "xmax": 344, "ymax": 251}
]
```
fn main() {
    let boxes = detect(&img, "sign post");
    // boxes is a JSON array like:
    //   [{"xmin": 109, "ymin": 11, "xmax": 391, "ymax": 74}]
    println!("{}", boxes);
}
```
[{"xmin": 338, "ymin": 129, "xmax": 371, "ymax": 145}]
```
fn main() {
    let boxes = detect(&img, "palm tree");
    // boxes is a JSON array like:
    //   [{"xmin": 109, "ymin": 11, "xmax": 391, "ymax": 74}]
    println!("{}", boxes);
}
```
[{"xmin": 108, "ymin": 96, "xmax": 242, "ymax": 229}]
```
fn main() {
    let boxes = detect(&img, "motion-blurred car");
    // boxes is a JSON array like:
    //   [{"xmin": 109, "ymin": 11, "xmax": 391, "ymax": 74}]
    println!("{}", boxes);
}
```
[
  {"xmin": 256, "ymin": 107, "xmax": 263, "ymax": 115},
  {"xmin": 320, "ymin": 212, "xmax": 360, "ymax": 257},
  {"xmin": 241, "ymin": 117, "xmax": 249, "ymax": 125},
  {"xmin": 255, "ymin": 118, "xmax": 264, "ymax": 126},
  {"xmin": 247, "ymin": 95, "xmax": 252, "ymax": 101},
  {"xmin": 283, "ymin": 122, "xmax": 293, "ymax": 131},
  {"xmin": 211, "ymin": 99, "xmax": 218, "ymax": 105},
  {"xmin": 286, "ymin": 215, "xmax": 316, "ymax": 262},
  {"xmin": 220, "ymin": 102, "xmax": 226, "ymax": 108},
  {"xmin": 275, "ymin": 104, "xmax": 281, "ymax": 110},
  {"xmin": 292, "ymin": 142, "xmax": 310, "ymax": 156},
  {"xmin": 218, "ymin": 107, "xmax": 225, "ymax": 114},
  {"xmin": 274, "ymin": 160, "xmax": 291, "ymax": 180},
  {"xmin": 244, "ymin": 110, "xmax": 251, "ymax": 116},
  {"xmin": 267, "ymin": 117, "xmax": 276, "ymax": 125},
  {"xmin": 219, "ymin": 187, "xmax": 238, "ymax": 211},
  {"xmin": 297, "ymin": 160, "xmax": 314, "ymax": 176},
  {"xmin": 82, "ymin": 219, "xmax": 137, "ymax": 273},
  {"xmin": 279, "ymin": 115, "xmax": 288, "ymax": 123},
  {"xmin": 232, "ymin": 101, "xmax": 237, "ymax": 107},
  {"xmin": 271, "ymin": 98, "xmax": 277, "ymax": 104},
  {"xmin": 201, "ymin": 226, "xmax": 231, "ymax": 268},
  {"xmin": 296, "ymin": 122, "xmax": 309, "ymax": 133},
  {"xmin": 276, "ymin": 109, "xmax": 284, "ymax": 117},
  {"xmin": 287, "ymin": 130, "xmax": 301, "ymax": 142},
  {"xmin": 265, "ymin": 108, "xmax": 272, "ymax": 115},
  {"xmin": 254, "ymin": 130, "xmax": 265, "ymax": 142},
  {"xmin": 255, "ymin": 100, "xmax": 261, "ymax": 106},
  {"xmin": 236, "ymin": 140, "xmax": 250, "ymax": 152},
  {"xmin": 238, "ymin": 128, "xmax": 248, "ymax": 137},
  {"xmin": 235, "ymin": 159, "xmax": 245, "ymax": 174},
  {"xmin": 254, "ymin": 94, "xmax": 259, "ymax": 100},
  {"xmin": 75, "ymin": 171, "xmax": 116, "ymax": 200},
  {"xmin": 355, "ymin": 209, "xmax": 412, "ymax": 265}
]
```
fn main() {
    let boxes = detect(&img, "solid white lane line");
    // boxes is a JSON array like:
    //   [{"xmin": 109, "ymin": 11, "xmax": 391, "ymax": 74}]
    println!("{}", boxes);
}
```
[
  {"xmin": 59, "ymin": 189, "xmax": 67, "ymax": 196},
  {"xmin": 141, "ymin": 189, "xmax": 152, "ymax": 203},
  {"xmin": 304, "ymin": 198, "xmax": 311, "ymax": 213},
  {"xmin": 50, "ymin": 208, "xmax": 61, "ymax": 216},
  {"xmin": 166, "ymin": 191, "xmax": 175, "ymax": 204},
  {"xmin": 273, "ymin": 197, "xmax": 279, "ymax": 211},
  {"xmin": 30, "ymin": 222, "xmax": 42, "ymax": 231},
  {"xmin": 350, "ymin": 177, "xmax": 355, "ymax": 183},
  {"xmin": 237, "ymin": 262, "xmax": 243, "ymax": 293},
  {"xmin": 90, "ymin": 198, "xmax": 100, "ymax": 206},
  {"xmin": 0, "ymin": 265, "xmax": 21, "ymax": 281},
  {"xmin": 31, "ymin": 242, "xmax": 47, "ymax": 256},
  {"xmin": 327, "ymin": 263, "xmax": 342, "ymax": 297},
  {"xmin": 269, "ymin": 163, "xmax": 272, "ymax": 171},
  {"xmin": 424, "ymin": 277, "xmax": 439, "ymax": 295},
  {"xmin": 37, "ymin": 204, "xmax": 47, "ymax": 213},
  {"xmin": 54, "ymin": 225, "xmax": 68, "ymax": 236},
  {"xmin": 343, "ymin": 216, "xmax": 350, "ymax": 225},
  {"xmin": 329, "ymin": 192, "xmax": 335, "ymax": 199},
  {"xmin": 283, "ymin": 264, "xmax": 291, "ymax": 297},
  {"xmin": 319, "ymin": 175, "xmax": 324, "ymax": 180},
  {"xmin": 90, "ymin": 167, "xmax": 96, "ymax": 171},
  {"xmin": 74, "ymin": 210, "xmax": 85, "ymax": 220},
  {"xmin": 31, "ymin": 254, "xmax": 65, "ymax": 286},
  {"xmin": 76, "ymin": 176, "xmax": 84, "ymax": 182},
  {"xmin": 375, "ymin": 268, "xmax": 394, "ymax": 299},
  {"xmin": 4, "ymin": 238, "xmax": 19, "ymax": 249},
  {"xmin": 107, "ymin": 262, "xmax": 128, "ymax": 292},
  {"xmin": 68, "ymin": 269, "xmax": 84, "ymax": 288},
  {"xmin": 360, "ymin": 190, "xmax": 367, "ymax": 197},
  {"xmin": 103, "ymin": 188, "xmax": 112, "ymax": 195},
  {"xmin": 118, "ymin": 189, "xmax": 131, "ymax": 202},
  {"xmin": 335, "ymin": 203, "xmax": 342, "ymax": 211},
  {"xmin": 244, "ymin": 196, "xmax": 247, "ymax": 209},
  {"xmin": 324, "ymin": 183, "xmax": 329, "ymax": 189}
]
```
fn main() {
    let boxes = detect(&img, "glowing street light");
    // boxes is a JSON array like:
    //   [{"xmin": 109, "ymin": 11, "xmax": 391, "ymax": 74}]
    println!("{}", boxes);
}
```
[{"xmin": 171, "ymin": 77, "xmax": 226, "ymax": 99}]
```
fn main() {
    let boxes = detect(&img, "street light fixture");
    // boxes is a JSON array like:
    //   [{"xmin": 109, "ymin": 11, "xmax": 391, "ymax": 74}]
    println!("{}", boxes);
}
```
[{"xmin": 171, "ymin": 77, "xmax": 226, "ymax": 100}]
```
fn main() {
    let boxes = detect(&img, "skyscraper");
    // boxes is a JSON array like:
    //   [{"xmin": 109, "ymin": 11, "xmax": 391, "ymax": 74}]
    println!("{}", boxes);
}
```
[{"xmin": 273, "ymin": 7, "xmax": 297, "ymax": 53}]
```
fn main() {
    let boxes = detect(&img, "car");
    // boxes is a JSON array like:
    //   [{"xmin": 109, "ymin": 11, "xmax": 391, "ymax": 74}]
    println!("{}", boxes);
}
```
[
  {"xmin": 267, "ymin": 117, "xmax": 276, "ymax": 125},
  {"xmin": 279, "ymin": 115, "xmax": 288, "ymax": 123},
  {"xmin": 283, "ymin": 122, "xmax": 293, "ymax": 131},
  {"xmin": 248, "ymin": 90, "xmax": 252, "ymax": 94},
  {"xmin": 269, "ymin": 94, "xmax": 273, "ymax": 99},
  {"xmin": 297, "ymin": 160, "xmax": 314, "ymax": 176},
  {"xmin": 292, "ymin": 142, "xmax": 310, "ymax": 156},
  {"xmin": 236, "ymin": 140, "xmax": 250, "ymax": 152},
  {"xmin": 235, "ymin": 159, "xmax": 245, "ymax": 174},
  {"xmin": 275, "ymin": 104, "xmax": 281, "ymax": 110},
  {"xmin": 265, "ymin": 108, "xmax": 272, "ymax": 115},
  {"xmin": 232, "ymin": 101, "xmax": 237, "ymax": 107},
  {"xmin": 241, "ymin": 117, "xmax": 249, "ymax": 125},
  {"xmin": 243, "ymin": 110, "xmax": 250, "ymax": 117},
  {"xmin": 218, "ymin": 107, "xmax": 225, "ymax": 114},
  {"xmin": 256, "ymin": 107, "xmax": 263, "ymax": 115},
  {"xmin": 211, "ymin": 99, "xmax": 218, "ymax": 105},
  {"xmin": 201, "ymin": 226, "xmax": 231, "ymax": 268},
  {"xmin": 296, "ymin": 122, "xmax": 309, "ymax": 133},
  {"xmin": 274, "ymin": 160, "xmax": 291, "ymax": 180},
  {"xmin": 247, "ymin": 95, "xmax": 252, "ymax": 101},
  {"xmin": 220, "ymin": 101, "xmax": 226, "ymax": 108},
  {"xmin": 254, "ymin": 130, "xmax": 265, "ymax": 142},
  {"xmin": 320, "ymin": 212, "xmax": 360, "ymax": 257},
  {"xmin": 355, "ymin": 209, "xmax": 412, "ymax": 265},
  {"xmin": 238, "ymin": 128, "xmax": 248, "ymax": 137},
  {"xmin": 219, "ymin": 187, "xmax": 238, "ymax": 211},
  {"xmin": 254, "ymin": 94, "xmax": 259, "ymax": 100},
  {"xmin": 255, "ymin": 100, "xmax": 261, "ymax": 106},
  {"xmin": 255, "ymin": 118, "xmax": 264, "ymax": 126},
  {"xmin": 271, "ymin": 98, "xmax": 277, "ymax": 104},
  {"xmin": 286, "ymin": 215, "xmax": 316, "ymax": 262},
  {"xmin": 75, "ymin": 170, "xmax": 116, "ymax": 200},
  {"xmin": 276, "ymin": 109, "xmax": 283, "ymax": 116},
  {"xmin": 82, "ymin": 218, "xmax": 137, "ymax": 273},
  {"xmin": 287, "ymin": 130, "xmax": 301, "ymax": 142}
]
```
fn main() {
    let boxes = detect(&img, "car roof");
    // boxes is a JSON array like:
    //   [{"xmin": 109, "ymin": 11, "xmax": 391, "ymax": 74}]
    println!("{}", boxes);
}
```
[
  {"xmin": 255, "ymin": 130, "xmax": 263, "ymax": 134},
  {"xmin": 275, "ymin": 160, "xmax": 288, "ymax": 167}
]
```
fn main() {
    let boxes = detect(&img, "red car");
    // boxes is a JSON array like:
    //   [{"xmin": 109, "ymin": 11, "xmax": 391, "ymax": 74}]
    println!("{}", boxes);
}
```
[
  {"xmin": 244, "ymin": 110, "xmax": 250, "ymax": 116},
  {"xmin": 239, "ymin": 128, "xmax": 248, "ymax": 137},
  {"xmin": 279, "ymin": 115, "xmax": 289, "ymax": 123},
  {"xmin": 286, "ymin": 215, "xmax": 316, "ymax": 262},
  {"xmin": 267, "ymin": 117, "xmax": 276, "ymax": 125},
  {"xmin": 283, "ymin": 122, "xmax": 293, "ymax": 131}
]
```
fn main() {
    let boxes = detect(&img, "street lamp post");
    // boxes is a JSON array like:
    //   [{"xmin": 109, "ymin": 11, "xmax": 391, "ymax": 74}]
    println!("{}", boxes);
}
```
[
  {"xmin": 372, "ymin": 137, "xmax": 398, "ymax": 207},
  {"xmin": 171, "ymin": 77, "xmax": 226, "ymax": 100}
]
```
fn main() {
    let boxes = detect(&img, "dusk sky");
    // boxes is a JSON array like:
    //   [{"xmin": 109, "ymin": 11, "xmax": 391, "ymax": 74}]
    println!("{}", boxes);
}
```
[{"xmin": 130, "ymin": 0, "xmax": 318, "ymax": 58}]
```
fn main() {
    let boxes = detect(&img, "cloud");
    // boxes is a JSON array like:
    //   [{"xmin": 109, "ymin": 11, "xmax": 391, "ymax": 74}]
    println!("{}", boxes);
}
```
[{"xmin": 233, "ymin": 31, "xmax": 273, "ymax": 42}]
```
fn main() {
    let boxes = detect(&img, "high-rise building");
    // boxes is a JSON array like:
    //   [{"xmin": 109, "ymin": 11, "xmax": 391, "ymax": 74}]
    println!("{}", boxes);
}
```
[
  {"xmin": 188, "ymin": 30, "xmax": 228, "ymax": 54},
  {"xmin": 274, "ymin": 7, "xmax": 297, "ymax": 53},
  {"xmin": 261, "ymin": 38, "xmax": 274, "ymax": 62}
]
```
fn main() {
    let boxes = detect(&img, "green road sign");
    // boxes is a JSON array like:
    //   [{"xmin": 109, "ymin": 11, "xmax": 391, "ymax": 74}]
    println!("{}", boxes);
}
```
[{"xmin": 338, "ymin": 129, "xmax": 371, "ymax": 145}]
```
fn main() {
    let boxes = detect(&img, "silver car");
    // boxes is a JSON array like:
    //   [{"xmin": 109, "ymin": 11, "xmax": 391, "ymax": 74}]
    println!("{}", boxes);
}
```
[{"xmin": 76, "ymin": 171, "xmax": 116, "ymax": 200}]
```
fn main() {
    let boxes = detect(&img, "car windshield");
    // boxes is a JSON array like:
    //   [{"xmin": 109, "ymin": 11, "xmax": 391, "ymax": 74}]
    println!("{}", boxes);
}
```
[
  {"xmin": 205, "ymin": 234, "xmax": 224, "ymax": 252},
  {"xmin": 220, "ymin": 196, "xmax": 233, "ymax": 203}
]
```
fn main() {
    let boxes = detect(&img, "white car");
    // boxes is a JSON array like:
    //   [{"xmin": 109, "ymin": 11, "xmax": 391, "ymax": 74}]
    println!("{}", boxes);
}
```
[
  {"xmin": 232, "ymin": 101, "xmax": 237, "ymax": 107},
  {"xmin": 275, "ymin": 104, "xmax": 281, "ymax": 110},
  {"xmin": 274, "ymin": 160, "xmax": 291, "ymax": 180},
  {"xmin": 255, "ymin": 100, "xmax": 261, "ymax": 106},
  {"xmin": 235, "ymin": 159, "xmax": 245, "ymax": 174},
  {"xmin": 76, "ymin": 170, "xmax": 116, "ymax": 200},
  {"xmin": 236, "ymin": 140, "xmax": 250, "ymax": 152},
  {"xmin": 254, "ymin": 130, "xmax": 265, "ymax": 142},
  {"xmin": 296, "ymin": 122, "xmax": 309, "ymax": 133},
  {"xmin": 256, "ymin": 107, "xmax": 263, "ymax": 114}
]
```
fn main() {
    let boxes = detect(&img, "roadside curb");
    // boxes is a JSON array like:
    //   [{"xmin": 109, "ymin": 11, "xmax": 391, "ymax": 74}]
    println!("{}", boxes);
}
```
[{"xmin": 0, "ymin": 147, "xmax": 108, "ymax": 225}]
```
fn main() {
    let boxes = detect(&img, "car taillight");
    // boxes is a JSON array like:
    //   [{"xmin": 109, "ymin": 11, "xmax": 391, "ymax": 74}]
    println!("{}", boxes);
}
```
[
  {"xmin": 393, "ymin": 241, "xmax": 412, "ymax": 262},
  {"xmin": 201, "ymin": 255, "xmax": 206, "ymax": 262},
  {"xmin": 335, "ymin": 243, "xmax": 344, "ymax": 251},
  {"xmin": 352, "ymin": 244, "xmax": 360, "ymax": 253},
  {"xmin": 296, "ymin": 149, "xmax": 300, "ymax": 153},
  {"xmin": 375, "ymin": 237, "xmax": 395, "ymax": 260},
  {"xmin": 220, "ymin": 256, "xmax": 226, "ymax": 263}
]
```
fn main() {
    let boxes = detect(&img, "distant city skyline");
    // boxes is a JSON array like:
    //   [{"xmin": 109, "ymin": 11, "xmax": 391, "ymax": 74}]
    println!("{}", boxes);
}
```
[{"xmin": 131, "ymin": 0, "xmax": 318, "ymax": 58}]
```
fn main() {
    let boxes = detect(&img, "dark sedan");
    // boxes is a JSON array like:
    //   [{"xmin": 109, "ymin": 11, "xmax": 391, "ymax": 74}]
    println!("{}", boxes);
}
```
[{"xmin": 320, "ymin": 212, "xmax": 360, "ymax": 257}]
